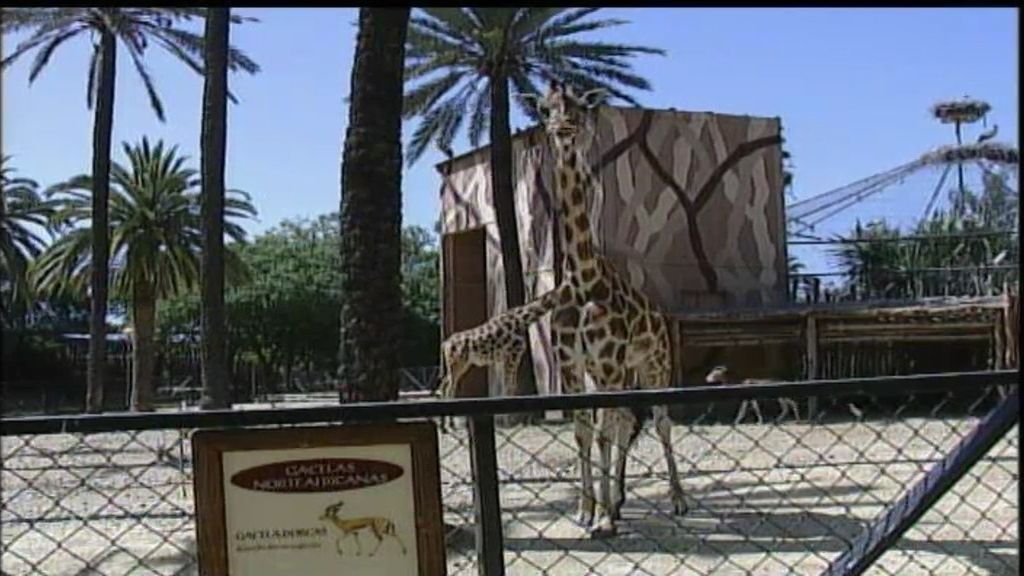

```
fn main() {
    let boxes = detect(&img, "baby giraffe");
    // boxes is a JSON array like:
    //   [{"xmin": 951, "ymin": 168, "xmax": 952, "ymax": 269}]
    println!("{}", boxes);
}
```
[
  {"xmin": 439, "ymin": 284, "xmax": 572, "ymax": 399},
  {"xmin": 704, "ymin": 365, "xmax": 801, "ymax": 424}
]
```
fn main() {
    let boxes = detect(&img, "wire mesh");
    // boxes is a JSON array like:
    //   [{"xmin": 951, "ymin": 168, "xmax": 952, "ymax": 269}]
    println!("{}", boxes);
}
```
[{"xmin": 1, "ymin": 382, "xmax": 1017, "ymax": 575}]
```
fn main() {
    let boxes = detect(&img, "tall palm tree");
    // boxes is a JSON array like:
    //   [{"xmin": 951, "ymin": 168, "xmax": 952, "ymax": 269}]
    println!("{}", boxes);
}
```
[
  {"xmin": 1, "ymin": 156, "xmax": 55, "ymax": 326},
  {"xmin": 32, "ymin": 138, "xmax": 256, "ymax": 411},
  {"xmin": 337, "ymin": 8, "xmax": 410, "ymax": 403},
  {"xmin": 199, "ymin": 7, "xmax": 233, "ymax": 410},
  {"xmin": 1, "ymin": 8, "xmax": 259, "ymax": 412},
  {"xmin": 403, "ymin": 9, "xmax": 664, "ymax": 318}
]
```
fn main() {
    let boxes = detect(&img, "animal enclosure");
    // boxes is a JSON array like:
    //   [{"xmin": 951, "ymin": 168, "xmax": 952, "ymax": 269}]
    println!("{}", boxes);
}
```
[{"xmin": 1, "ymin": 371, "xmax": 1017, "ymax": 575}]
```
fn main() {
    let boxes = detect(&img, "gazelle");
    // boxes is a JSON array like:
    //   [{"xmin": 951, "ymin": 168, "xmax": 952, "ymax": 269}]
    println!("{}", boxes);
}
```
[
  {"xmin": 319, "ymin": 499, "xmax": 407, "ymax": 557},
  {"xmin": 704, "ymin": 366, "xmax": 801, "ymax": 424}
]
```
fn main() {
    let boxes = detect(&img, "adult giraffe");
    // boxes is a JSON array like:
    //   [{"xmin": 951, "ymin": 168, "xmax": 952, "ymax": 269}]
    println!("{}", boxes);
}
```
[{"xmin": 522, "ymin": 81, "xmax": 688, "ymax": 537}]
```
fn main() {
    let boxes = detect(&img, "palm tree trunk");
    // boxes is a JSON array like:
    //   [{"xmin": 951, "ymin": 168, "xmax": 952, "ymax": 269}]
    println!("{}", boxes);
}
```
[
  {"xmin": 200, "ymin": 7, "xmax": 231, "ymax": 410},
  {"xmin": 86, "ymin": 30, "xmax": 116, "ymax": 414},
  {"xmin": 489, "ymin": 72, "xmax": 538, "ymax": 404},
  {"xmin": 130, "ymin": 285, "xmax": 157, "ymax": 412},
  {"xmin": 488, "ymin": 73, "xmax": 527, "ymax": 311},
  {"xmin": 337, "ymin": 8, "xmax": 409, "ymax": 403}
]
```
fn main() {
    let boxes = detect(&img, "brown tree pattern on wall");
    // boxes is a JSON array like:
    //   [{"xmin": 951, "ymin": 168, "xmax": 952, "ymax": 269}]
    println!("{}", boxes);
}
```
[{"xmin": 438, "ymin": 105, "xmax": 786, "ymax": 395}]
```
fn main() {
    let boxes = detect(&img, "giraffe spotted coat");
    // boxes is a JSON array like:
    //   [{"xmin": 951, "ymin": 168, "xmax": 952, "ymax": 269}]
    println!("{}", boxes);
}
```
[{"xmin": 439, "ymin": 284, "xmax": 571, "ymax": 399}]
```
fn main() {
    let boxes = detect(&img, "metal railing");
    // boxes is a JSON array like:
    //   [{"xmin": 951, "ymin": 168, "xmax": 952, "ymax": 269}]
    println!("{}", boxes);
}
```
[{"xmin": 1, "ymin": 370, "xmax": 1018, "ymax": 575}]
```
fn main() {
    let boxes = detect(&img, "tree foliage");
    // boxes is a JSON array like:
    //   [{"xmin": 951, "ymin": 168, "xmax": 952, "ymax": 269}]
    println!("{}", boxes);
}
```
[
  {"xmin": 158, "ymin": 217, "xmax": 441, "ymax": 393},
  {"xmin": 831, "ymin": 170, "xmax": 1019, "ymax": 299},
  {"xmin": 1, "ymin": 8, "xmax": 259, "ymax": 117},
  {"xmin": 32, "ymin": 138, "xmax": 255, "ymax": 410},
  {"xmin": 1, "ymin": 157, "xmax": 56, "ymax": 324},
  {"xmin": 2, "ymin": 6, "xmax": 260, "ymax": 412}
]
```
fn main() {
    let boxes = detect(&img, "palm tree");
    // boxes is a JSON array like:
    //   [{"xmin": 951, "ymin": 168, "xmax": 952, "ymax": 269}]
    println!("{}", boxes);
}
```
[
  {"xmin": 337, "ymin": 8, "xmax": 410, "ymax": 403},
  {"xmin": 403, "ymin": 9, "xmax": 664, "ymax": 317},
  {"xmin": 1, "ymin": 8, "xmax": 259, "ymax": 412},
  {"xmin": 32, "ymin": 138, "xmax": 256, "ymax": 411},
  {"xmin": 199, "ymin": 8, "xmax": 232, "ymax": 410},
  {"xmin": 831, "ymin": 220, "xmax": 910, "ymax": 300},
  {"xmin": 1, "ymin": 156, "xmax": 55, "ymax": 326}
]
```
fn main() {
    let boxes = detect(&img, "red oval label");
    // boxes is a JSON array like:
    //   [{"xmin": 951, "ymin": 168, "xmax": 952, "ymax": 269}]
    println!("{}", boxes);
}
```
[{"xmin": 229, "ymin": 458, "xmax": 404, "ymax": 493}]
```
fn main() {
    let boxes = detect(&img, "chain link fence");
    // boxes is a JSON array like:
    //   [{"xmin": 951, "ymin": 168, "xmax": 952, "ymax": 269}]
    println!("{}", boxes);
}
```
[{"xmin": 2, "ymin": 372, "xmax": 1017, "ymax": 575}]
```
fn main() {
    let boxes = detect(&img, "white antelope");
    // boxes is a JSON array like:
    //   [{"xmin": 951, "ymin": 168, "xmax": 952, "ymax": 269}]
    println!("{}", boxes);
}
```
[
  {"xmin": 319, "ymin": 499, "xmax": 408, "ymax": 556},
  {"xmin": 704, "ymin": 365, "xmax": 801, "ymax": 424}
]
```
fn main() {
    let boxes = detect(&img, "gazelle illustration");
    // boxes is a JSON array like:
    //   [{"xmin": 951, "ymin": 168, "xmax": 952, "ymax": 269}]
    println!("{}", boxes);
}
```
[{"xmin": 318, "ymin": 499, "xmax": 408, "ymax": 557}]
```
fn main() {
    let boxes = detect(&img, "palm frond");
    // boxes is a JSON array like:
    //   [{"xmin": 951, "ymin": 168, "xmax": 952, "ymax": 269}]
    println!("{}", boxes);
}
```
[
  {"xmin": 509, "ymin": 8, "xmax": 562, "ymax": 41},
  {"xmin": 123, "ymin": 40, "xmax": 166, "ymax": 121},
  {"xmin": 403, "ymin": 7, "xmax": 661, "ymax": 165},
  {"xmin": 403, "ymin": 70, "xmax": 470, "ymax": 119},
  {"xmin": 409, "ymin": 14, "xmax": 476, "ymax": 50},
  {"xmin": 467, "ymin": 78, "xmax": 491, "ymax": 147},
  {"xmin": 6, "ymin": 7, "xmax": 258, "ymax": 120},
  {"xmin": 34, "ymin": 139, "xmax": 255, "ymax": 301},
  {"xmin": 26, "ymin": 25, "xmax": 87, "ymax": 82},
  {"xmin": 417, "ymin": 8, "xmax": 479, "ymax": 37}
]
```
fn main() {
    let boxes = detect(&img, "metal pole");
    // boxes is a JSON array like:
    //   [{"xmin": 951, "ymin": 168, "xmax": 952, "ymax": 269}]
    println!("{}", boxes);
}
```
[{"xmin": 469, "ymin": 414, "xmax": 505, "ymax": 575}]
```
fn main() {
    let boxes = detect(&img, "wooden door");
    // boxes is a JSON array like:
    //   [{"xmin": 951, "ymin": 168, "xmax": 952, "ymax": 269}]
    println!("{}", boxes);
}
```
[{"xmin": 442, "ymin": 228, "xmax": 489, "ymax": 397}]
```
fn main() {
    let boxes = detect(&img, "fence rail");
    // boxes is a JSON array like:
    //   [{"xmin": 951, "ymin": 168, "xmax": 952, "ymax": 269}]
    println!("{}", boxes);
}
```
[{"xmin": 2, "ymin": 370, "xmax": 1018, "ymax": 575}]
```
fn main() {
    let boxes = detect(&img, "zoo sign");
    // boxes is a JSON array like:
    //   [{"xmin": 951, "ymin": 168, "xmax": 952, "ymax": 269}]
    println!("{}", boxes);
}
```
[{"xmin": 192, "ymin": 422, "xmax": 445, "ymax": 575}]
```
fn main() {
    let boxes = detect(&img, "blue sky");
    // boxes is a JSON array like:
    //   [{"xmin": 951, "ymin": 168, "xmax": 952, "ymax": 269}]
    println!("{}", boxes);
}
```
[{"xmin": 2, "ymin": 8, "xmax": 1018, "ymax": 274}]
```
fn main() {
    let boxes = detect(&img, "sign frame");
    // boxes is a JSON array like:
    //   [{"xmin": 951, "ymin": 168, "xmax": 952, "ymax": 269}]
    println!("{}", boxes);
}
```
[{"xmin": 192, "ymin": 421, "xmax": 446, "ymax": 575}]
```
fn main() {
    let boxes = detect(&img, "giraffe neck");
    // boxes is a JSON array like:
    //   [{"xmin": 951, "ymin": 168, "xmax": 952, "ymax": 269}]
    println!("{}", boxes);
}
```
[
  {"xmin": 554, "ymin": 139, "xmax": 602, "ymax": 289},
  {"xmin": 514, "ymin": 284, "xmax": 568, "ymax": 327}
]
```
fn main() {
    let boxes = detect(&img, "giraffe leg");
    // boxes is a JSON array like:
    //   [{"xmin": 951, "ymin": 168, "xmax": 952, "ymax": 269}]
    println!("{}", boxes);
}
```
[
  {"xmin": 639, "ymin": 365, "xmax": 687, "ymax": 517},
  {"xmin": 653, "ymin": 404, "xmax": 688, "ymax": 516},
  {"xmin": 502, "ymin": 351, "xmax": 523, "ymax": 397},
  {"xmin": 554, "ymin": 325, "xmax": 595, "ymax": 529},
  {"xmin": 591, "ymin": 406, "xmax": 616, "ymax": 537},
  {"xmin": 612, "ymin": 370, "xmax": 641, "ymax": 521},
  {"xmin": 561, "ymin": 361, "xmax": 595, "ymax": 527},
  {"xmin": 439, "ymin": 359, "xmax": 470, "ymax": 433},
  {"xmin": 587, "ymin": 364, "xmax": 631, "ymax": 538},
  {"xmin": 610, "ymin": 407, "xmax": 639, "ymax": 522},
  {"xmin": 572, "ymin": 405, "xmax": 596, "ymax": 528}
]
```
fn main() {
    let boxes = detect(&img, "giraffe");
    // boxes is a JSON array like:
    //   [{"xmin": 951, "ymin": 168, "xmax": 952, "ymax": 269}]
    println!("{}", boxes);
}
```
[
  {"xmin": 438, "ymin": 284, "xmax": 571, "ymax": 400},
  {"xmin": 521, "ymin": 81, "xmax": 688, "ymax": 538}
]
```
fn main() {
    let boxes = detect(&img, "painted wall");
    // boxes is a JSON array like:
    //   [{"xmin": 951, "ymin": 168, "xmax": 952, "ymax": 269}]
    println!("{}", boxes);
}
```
[{"xmin": 439, "ymin": 105, "xmax": 787, "ymax": 395}]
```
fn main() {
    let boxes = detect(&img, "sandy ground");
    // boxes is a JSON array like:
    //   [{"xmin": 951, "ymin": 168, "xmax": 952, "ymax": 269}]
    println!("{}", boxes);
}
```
[{"xmin": 2, "ymin": 411, "xmax": 1018, "ymax": 576}]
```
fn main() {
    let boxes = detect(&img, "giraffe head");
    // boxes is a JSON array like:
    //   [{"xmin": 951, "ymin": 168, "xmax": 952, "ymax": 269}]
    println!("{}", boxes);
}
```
[
  {"xmin": 705, "ymin": 365, "xmax": 730, "ymax": 385},
  {"xmin": 520, "ymin": 80, "xmax": 608, "ymax": 148}
]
